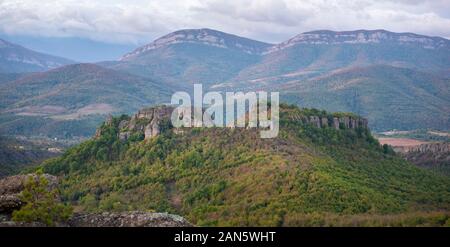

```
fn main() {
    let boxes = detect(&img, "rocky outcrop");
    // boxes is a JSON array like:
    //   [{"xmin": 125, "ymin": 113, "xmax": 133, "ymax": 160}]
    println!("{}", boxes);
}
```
[
  {"xmin": 288, "ymin": 114, "xmax": 368, "ymax": 130},
  {"xmin": 0, "ymin": 174, "xmax": 58, "ymax": 213},
  {"xmin": 97, "ymin": 105, "xmax": 369, "ymax": 142},
  {"xmin": 0, "ymin": 211, "xmax": 193, "ymax": 227},
  {"xmin": 68, "ymin": 212, "xmax": 192, "ymax": 227},
  {"xmin": 110, "ymin": 105, "xmax": 173, "ymax": 142}
]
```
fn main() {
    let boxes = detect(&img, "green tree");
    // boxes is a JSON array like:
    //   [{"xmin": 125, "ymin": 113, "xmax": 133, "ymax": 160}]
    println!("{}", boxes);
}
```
[{"xmin": 12, "ymin": 172, "xmax": 73, "ymax": 226}]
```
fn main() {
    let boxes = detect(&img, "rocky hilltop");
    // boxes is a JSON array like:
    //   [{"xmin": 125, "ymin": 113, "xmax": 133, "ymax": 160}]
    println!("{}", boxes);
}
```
[
  {"xmin": 95, "ymin": 105, "xmax": 173, "ymax": 141},
  {"xmin": 38, "ymin": 103, "xmax": 450, "ymax": 226},
  {"xmin": 95, "ymin": 105, "xmax": 369, "ymax": 142}
]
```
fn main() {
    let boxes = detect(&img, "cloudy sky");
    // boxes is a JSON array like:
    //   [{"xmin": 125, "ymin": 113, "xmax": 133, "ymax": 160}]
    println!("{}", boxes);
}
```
[{"xmin": 1, "ymin": 0, "xmax": 449, "ymax": 45}]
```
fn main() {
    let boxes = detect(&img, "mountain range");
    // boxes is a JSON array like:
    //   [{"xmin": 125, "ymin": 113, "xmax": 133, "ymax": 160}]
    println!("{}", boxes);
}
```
[{"xmin": 0, "ymin": 28, "xmax": 449, "ymax": 138}]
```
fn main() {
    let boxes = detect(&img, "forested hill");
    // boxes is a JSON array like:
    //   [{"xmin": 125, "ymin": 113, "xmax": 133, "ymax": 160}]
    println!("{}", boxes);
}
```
[{"xmin": 39, "ymin": 104, "xmax": 450, "ymax": 226}]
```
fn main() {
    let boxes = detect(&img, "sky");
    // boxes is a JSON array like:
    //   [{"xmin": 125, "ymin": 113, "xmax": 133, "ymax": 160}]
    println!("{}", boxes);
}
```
[{"xmin": 1, "ymin": 0, "xmax": 449, "ymax": 61}]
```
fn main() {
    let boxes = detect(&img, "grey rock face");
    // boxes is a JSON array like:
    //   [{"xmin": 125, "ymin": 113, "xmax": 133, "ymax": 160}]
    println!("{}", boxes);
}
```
[
  {"xmin": 333, "ymin": 117, "xmax": 340, "ymax": 129},
  {"xmin": 309, "ymin": 116, "xmax": 321, "ymax": 128},
  {"xmin": 321, "ymin": 117, "xmax": 328, "ymax": 127},
  {"xmin": 95, "ymin": 105, "xmax": 174, "ymax": 141},
  {"xmin": 303, "ymin": 115, "xmax": 368, "ymax": 130}
]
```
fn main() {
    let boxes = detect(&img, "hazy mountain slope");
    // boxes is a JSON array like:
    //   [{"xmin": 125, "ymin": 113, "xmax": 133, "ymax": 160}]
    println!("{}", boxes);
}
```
[
  {"xmin": 0, "ymin": 38, "xmax": 74, "ymax": 73},
  {"xmin": 0, "ymin": 63, "xmax": 171, "ymax": 137},
  {"xmin": 39, "ymin": 105, "xmax": 450, "ymax": 226},
  {"xmin": 279, "ymin": 65, "xmax": 450, "ymax": 131},
  {"xmin": 107, "ymin": 28, "xmax": 272, "ymax": 89},
  {"xmin": 0, "ymin": 73, "xmax": 27, "ymax": 84}
]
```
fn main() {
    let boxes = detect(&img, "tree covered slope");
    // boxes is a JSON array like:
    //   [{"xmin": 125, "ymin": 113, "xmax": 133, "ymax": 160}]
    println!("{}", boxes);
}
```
[{"xmin": 39, "ymin": 105, "xmax": 450, "ymax": 226}]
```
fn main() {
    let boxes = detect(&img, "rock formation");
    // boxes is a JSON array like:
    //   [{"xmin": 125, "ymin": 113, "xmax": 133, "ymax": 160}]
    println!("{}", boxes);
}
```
[
  {"xmin": 96, "ymin": 105, "xmax": 174, "ymax": 141},
  {"xmin": 97, "ymin": 105, "xmax": 369, "ymax": 142},
  {"xmin": 286, "ymin": 113, "xmax": 368, "ymax": 130}
]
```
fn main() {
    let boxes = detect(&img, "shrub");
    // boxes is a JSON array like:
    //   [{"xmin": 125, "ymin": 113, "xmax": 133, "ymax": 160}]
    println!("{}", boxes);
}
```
[{"xmin": 12, "ymin": 172, "xmax": 73, "ymax": 226}]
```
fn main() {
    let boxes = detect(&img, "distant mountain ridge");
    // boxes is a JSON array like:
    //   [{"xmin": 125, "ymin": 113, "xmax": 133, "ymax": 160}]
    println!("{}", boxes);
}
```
[
  {"xmin": 0, "ymin": 38, "xmax": 74, "ymax": 73},
  {"xmin": 108, "ymin": 28, "xmax": 273, "ymax": 89},
  {"xmin": 121, "ymin": 28, "xmax": 272, "ymax": 60},
  {"xmin": 266, "ymin": 29, "xmax": 450, "ymax": 53}
]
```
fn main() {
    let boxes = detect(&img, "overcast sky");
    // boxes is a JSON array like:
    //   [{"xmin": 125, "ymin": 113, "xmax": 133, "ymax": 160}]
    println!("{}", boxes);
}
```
[{"xmin": 1, "ymin": 0, "xmax": 449, "ymax": 45}]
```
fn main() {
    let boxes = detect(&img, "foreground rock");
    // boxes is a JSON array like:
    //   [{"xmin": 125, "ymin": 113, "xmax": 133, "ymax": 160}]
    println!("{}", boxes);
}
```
[
  {"xmin": 68, "ymin": 212, "xmax": 192, "ymax": 227},
  {"xmin": 0, "ymin": 174, "xmax": 58, "ymax": 213},
  {"xmin": 0, "ymin": 174, "xmax": 192, "ymax": 227},
  {"xmin": 0, "ymin": 211, "xmax": 192, "ymax": 227}
]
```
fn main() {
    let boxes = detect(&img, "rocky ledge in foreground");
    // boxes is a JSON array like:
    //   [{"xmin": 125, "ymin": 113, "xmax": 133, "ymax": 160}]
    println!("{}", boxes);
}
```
[
  {"xmin": 68, "ymin": 212, "xmax": 192, "ymax": 227},
  {"xmin": 0, "ymin": 174, "xmax": 58, "ymax": 213},
  {"xmin": 0, "ymin": 174, "xmax": 192, "ymax": 227},
  {"xmin": 0, "ymin": 211, "xmax": 192, "ymax": 227}
]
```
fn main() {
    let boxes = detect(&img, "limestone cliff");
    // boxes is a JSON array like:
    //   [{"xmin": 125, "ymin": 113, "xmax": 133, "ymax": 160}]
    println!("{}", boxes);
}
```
[
  {"xmin": 95, "ymin": 105, "xmax": 174, "ymax": 141},
  {"xmin": 283, "ymin": 109, "xmax": 368, "ymax": 130}
]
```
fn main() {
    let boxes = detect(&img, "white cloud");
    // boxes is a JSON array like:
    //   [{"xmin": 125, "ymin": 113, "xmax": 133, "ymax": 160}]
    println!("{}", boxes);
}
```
[{"xmin": 0, "ymin": 0, "xmax": 449, "ymax": 44}]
